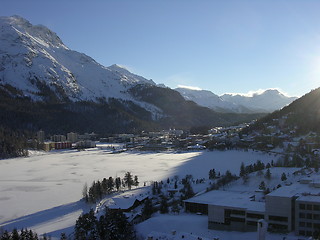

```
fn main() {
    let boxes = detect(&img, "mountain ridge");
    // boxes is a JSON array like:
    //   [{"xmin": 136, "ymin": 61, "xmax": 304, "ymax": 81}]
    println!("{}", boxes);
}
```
[{"xmin": 176, "ymin": 87, "xmax": 297, "ymax": 113}]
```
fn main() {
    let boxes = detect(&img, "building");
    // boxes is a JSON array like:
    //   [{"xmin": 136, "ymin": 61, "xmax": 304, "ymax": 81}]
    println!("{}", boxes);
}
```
[
  {"xmin": 185, "ymin": 190, "xmax": 264, "ymax": 232},
  {"xmin": 52, "ymin": 135, "xmax": 66, "ymax": 142},
  {"xmin": 54, "ymin": 142, "xmax": 72, "ymax": 150},
  {"xmin": 184, "ymin": 179, "xmax": 320, "ymax": 237},
  {"xmin": 75, "ymin": 140, "xmax": 96, "ymax": 149},
  {"xmin": 37, "ymin": 130, "xmax": 45, "ymax": 143},
  {"xmin": 67, "ymin": 132, "xmax": 78, "ymax": 143}
]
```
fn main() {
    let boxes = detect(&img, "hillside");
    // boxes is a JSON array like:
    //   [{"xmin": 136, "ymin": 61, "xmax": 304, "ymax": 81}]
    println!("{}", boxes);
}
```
[
  {"xmin": 0, "ymin": 16, "xmax": 263, "ymax": 134},
  {"xmin": 244, "ymin": 87, "xmax": 320, "ymax": 135}
]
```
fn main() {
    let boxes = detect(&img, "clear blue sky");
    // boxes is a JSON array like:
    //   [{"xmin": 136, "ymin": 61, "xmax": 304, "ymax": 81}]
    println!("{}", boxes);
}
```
[{"xmin": 1, "ymin": 0, "xmax": 320, "ymax": 97}]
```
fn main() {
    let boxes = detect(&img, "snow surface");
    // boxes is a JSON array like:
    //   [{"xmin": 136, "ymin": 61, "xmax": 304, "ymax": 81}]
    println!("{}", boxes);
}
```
[{"xmin": 0, "ymin": 148, "xmax": 277, "ymax": 238}]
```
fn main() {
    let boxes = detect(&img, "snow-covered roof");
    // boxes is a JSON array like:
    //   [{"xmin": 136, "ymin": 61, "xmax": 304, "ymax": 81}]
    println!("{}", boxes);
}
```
[
  {"xmin": 184, "ymin": 190, "xmax": 265, "ymax": 212},
  {"xmin": 267, "ymin": 180, "xmax": 320, "ymax": 198}
]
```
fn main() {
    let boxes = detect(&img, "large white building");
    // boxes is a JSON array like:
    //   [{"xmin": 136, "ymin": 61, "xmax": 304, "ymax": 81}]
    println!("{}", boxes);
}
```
[{"xmin": 184, "ymin": 178, "xmax": 320, "ymax": 237}]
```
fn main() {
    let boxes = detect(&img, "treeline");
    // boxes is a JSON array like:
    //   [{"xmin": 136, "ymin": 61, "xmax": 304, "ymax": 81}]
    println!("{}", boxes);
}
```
[
  {"xmin": 207, "ymin": 169, "xmax": 238, "ymax": 191},
  {"xmin": 0, "ymin": 228, "xmax": 50, "ymax": 240},
  {"xmin": 83, "ymin": 172, "xmax": 139, "ymax": 203},
  {"xmin": 74, "ymin": 208, "xmax": 135, "ymax": 240},
  {"xmin": 0, "ymin": 126, "xmax": 28, "ymax": 159}
]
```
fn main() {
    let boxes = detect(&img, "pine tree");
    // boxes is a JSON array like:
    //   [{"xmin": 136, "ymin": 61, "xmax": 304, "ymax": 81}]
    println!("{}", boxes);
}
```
[
  {"xmin": 141, "ymin": 198, "xmax": 153, "ymax": 219},
  {"xmin": 265, "ymin": 168, "xmax": 271, "ymax": 180},
  {"xmin": 115, "ymin": 177, "xmax": 121, "ymax": 191},
  {"xmin": 259, "ymin": 181, "xmax": 266, "ymax": 190},
  {"xmin": 134, "ymin": 175, "xmax": 139, "ymax": 187},
  {"xmin": 159, "ymin": 197, "xmax": 169, "ymax": 214},
  {"xmin": 107, "ymin": 177, "xmax": 114, "ymax": 193},
  {"xmin": 281, "ymin": 172, "xmax": 287, "ymax": 181},
  {"xmin": 98, "ymin": 208, "xmax": 136, "ymax": 240},
  {"xmin": 239, "ymin": 162, "xmax": 246, "ymax": 177},
  {"xmin": 171, "ymin": 200, "xmax": 180, "ymax": 215},
  {"xmin": 74, "ymin": 209, "xmax": 98, "ymax": 240},
  {"xmin": 60, "ymin": 233, "xmax": 67, "ymax": 240},
  {"xmin": 124, "ymin": 172, "xmax": 134, "ymax": 190}
]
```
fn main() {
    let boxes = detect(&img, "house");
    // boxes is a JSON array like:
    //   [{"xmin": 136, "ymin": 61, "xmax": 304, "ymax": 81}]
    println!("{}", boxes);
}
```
[{"xmin": 108, "ymin": 195, "xmax": 148, "ymax": 212}]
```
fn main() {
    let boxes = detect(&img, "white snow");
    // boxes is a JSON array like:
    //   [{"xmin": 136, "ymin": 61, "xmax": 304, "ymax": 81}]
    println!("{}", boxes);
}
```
[{"xmin": 0, "ymin": 148, "xmax": 277, "ymax": 238}]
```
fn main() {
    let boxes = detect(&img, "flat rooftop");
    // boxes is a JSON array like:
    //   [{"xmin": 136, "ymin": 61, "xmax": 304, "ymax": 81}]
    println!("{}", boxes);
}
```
[
  {"xmin": 267, "ymin": 180, "xmax": 320, "ymax": 198},
  {"xmin": 185, "ymin": 190, "xmax": 265, "ymax": 212}
]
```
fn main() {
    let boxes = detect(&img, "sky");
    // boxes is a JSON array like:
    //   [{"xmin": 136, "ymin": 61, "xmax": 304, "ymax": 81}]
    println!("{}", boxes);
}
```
[{"xmin": 1, "ymin": 0, "xmax": 320, "ymax": 97}]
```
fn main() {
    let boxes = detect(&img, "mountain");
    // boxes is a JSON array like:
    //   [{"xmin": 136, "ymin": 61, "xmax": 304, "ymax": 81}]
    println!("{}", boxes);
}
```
[
  {"xmin": 244, "ymin": 87, "xmax": 320, "ymax": 135},
  {"xmin": 0, "ymin": 16, "xmax": 263, "ymax": 134},
  {"xmin": 175, "ymin": 87, "xmax": 252, "ymax": 113},
  {"xmin": 0, "ymin": 16, "xmax": 157, "ymax": 105},
  {"xmin": 176, "ymin": 87, "xmax": 297, "ymax": 113},
  {"xmin": 221, "ymin": 89, "xmax": 297, "ymax": 113}
]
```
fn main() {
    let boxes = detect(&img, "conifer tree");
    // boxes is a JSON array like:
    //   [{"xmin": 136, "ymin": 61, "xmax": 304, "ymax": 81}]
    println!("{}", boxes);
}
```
[
  {"xmin": 134, "ymin": 175, "xmax": 139, "ymax": 187},
  {"xmin": 141, "ymin": 198, "xmax": 154, "ymax": 219},
  {"xmin": 281, "ymin": 172, "xmax": 287, "ymax": 181},
  {"xmin": 160, "ymin": 197, "xmax": 169, "ymax": 214},
  {"xmin": 265, "ymin": 168, "xmax": 271, "ymax": 180},
  {"xmin": 124, "ymin": 172, "xmax": 134, "ymax": 190},
  {"xmin": 259, "ymin": 181, "xmax": 266, "ymax": 190}
]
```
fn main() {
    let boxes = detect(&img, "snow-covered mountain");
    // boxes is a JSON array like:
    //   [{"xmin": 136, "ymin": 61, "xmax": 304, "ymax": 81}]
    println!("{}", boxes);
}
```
[
  {"xmin": 176, "ymin": 87, "xmax": 297, "ymax": 113},
  {"xmin": 0, "ymin": 15, "xmax": 156, "ymax": 103},
  {"xmin": 221, "ymin": 89, "xmax": 297, "ymax": 113},
  {"xmin": 175, "ymin": 87, "xmax": 252, "ymax": 113}
]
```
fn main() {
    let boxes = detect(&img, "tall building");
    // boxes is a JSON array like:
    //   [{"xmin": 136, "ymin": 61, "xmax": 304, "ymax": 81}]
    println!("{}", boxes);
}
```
[
  {"xmin": 37, "ymin": 130, "xmax": 45, "ymax": 143},
  {"xmin": 67, "ymin": 132, "xmax": 78, "ymax": 143}
]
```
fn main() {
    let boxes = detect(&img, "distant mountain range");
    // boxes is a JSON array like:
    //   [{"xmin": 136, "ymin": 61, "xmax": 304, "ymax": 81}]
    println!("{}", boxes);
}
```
[
  {"xmin": 175, "ymin": 88, "xmax": 297, "ymax": 113},
  {"xmin": 0, "ymin": 16, "xmax": 294, "ymax": 133}
]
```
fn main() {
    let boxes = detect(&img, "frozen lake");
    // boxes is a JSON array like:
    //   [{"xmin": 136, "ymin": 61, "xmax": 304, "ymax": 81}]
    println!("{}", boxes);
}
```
[{"xmin": 0, "ymin": 147, "xmax": 278, "ymax": 236}]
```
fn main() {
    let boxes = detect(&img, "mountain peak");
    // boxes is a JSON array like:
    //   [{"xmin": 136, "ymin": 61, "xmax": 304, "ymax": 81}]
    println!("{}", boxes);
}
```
[{"xmin": 0, "ymin": 15, "xmax": 65, "ymax": 49}]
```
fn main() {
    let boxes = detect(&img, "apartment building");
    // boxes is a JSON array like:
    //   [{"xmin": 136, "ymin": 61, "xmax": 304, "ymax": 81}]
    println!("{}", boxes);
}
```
[{"xmin": 184, "ymin": 179, "xmax": 320, "ymax": 237}]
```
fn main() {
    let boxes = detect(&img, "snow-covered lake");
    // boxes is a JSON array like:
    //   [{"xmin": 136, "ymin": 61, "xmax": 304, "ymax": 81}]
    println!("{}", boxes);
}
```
[{"xmin": 0, "ymin": 148, "xmax": 278, "ymax": 237}]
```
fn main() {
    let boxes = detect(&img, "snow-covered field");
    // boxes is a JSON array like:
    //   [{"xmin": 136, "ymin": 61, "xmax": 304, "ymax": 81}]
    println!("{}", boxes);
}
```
[{"xmin": 0, "ymin": 147, "xmax": 278, "ymax": 238}]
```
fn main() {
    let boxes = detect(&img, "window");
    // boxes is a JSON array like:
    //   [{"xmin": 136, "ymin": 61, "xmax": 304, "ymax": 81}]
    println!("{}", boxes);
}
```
[
  {"xmin": 247, "ymin": 221, "xmax": 257, "ymax": 226},
  {"xmin": 307, "ymin": 222, "xmax": 312, "ymax": 228},
  {"xmin": 300, "ymin": 204, "xmax": 306, "ymax": 210},
  {"xmin": 307, "ymin": 213, "xmax": 312, "ymax": 219},
  {"xmin": 307, "ymin": 204, "xmax": 312, "ymax": 210},
  {"xmin": 231, "ymin": 209, "xmax": 245, "ymax": 215},
  {"xmin": 299, "ymin": 213, "xmax": 306, "ymax": 219},
  {"xmin": 314, "ymin": 214, "xmax": 320, "ymax": 220},
  {"xmin": 247, "ymin": 213, "xmax": 264, "ymax": 219},
  {"xmin": 230, "ymin": 217, "xmax": 245, "ymax": 222},
  {"xmin": 299, "ymin": 222, "xmax": 306, "ymax": 227},
  {"xmin": 314, "ymin": 223, "xmax": 320, "ymax": 229},
  {"xmin": 269, "ymin": 215, "xmax": 288, "ymax": 222},
  {"xmin": 299, "ymin": 230, "xmax": 305, "ymax": 236},
  {"xmin": 315, "ymin": 205, "xmax": 320, "ymax": 211}
]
